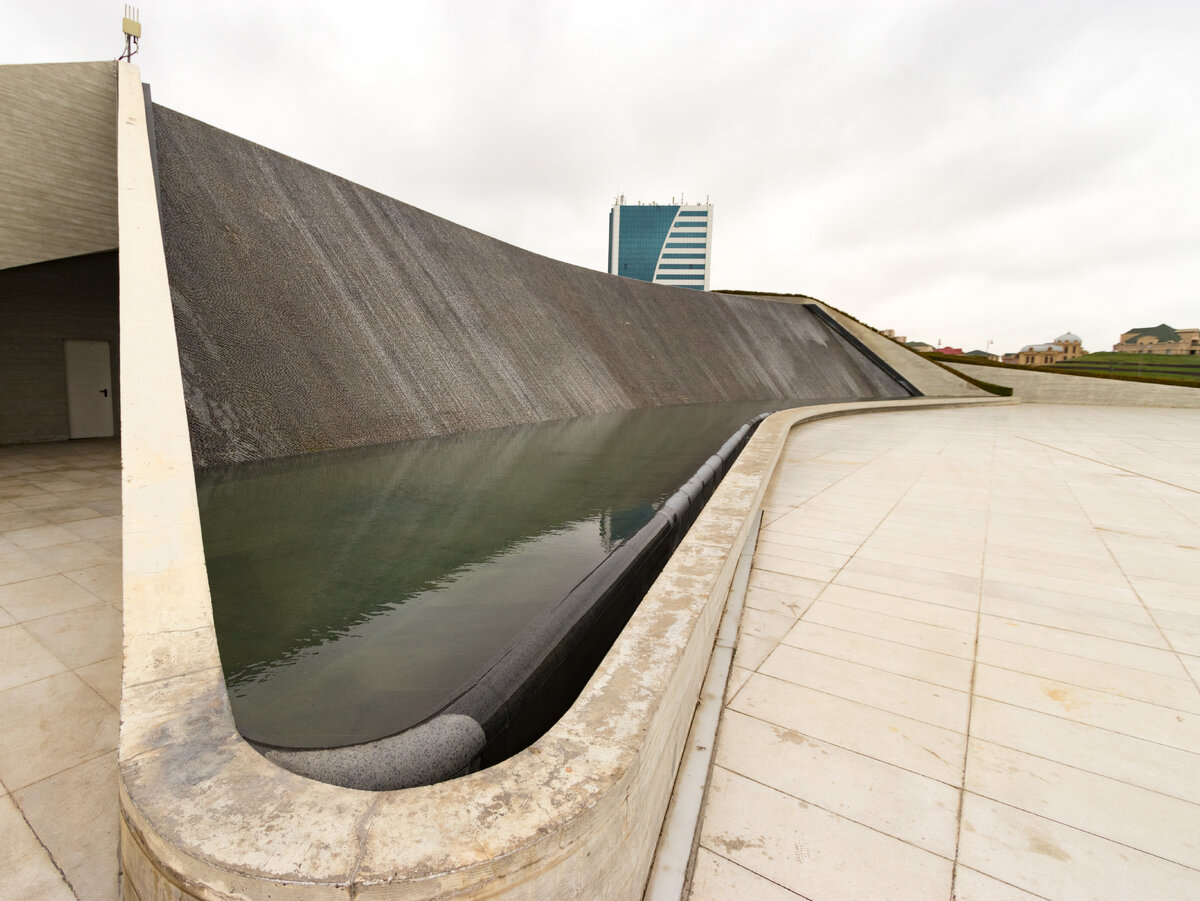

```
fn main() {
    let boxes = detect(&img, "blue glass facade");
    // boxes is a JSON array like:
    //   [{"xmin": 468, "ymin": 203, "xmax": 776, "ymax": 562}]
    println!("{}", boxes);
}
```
[
  {"xmin": 611, "ymin": 205, "xmax": 678, "ymax": 282},
  {"xmin": 609, "ymin": 201, "xmax": 712, "ymax": 290}
]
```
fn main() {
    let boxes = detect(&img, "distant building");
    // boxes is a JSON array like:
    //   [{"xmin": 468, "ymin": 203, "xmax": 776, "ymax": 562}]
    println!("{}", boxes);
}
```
[
  {"xmin": 964, "ymin": 349, "xmax": 1000, "ymax": 361},
  {"xmin": 935, "ymin": 346, "xmax": 964, "ymax": 355},
  {"xmin": 905, "ymin": 340, "xmax": 934, "ymax": 353},
  {"xmin": 880, "ymin": 329, "xmax": 907, "ymax": 343},
  {"xmin": 608, "ymin": 197, "xmax": 712, "ymax": 291},
  {"xmin": 1112, "ymin": 324, "xmax": 1200, "ymax": 355},
  {"xmin": 1003, "ymin": 332, "xmax": 1086, "ymax": 366}
]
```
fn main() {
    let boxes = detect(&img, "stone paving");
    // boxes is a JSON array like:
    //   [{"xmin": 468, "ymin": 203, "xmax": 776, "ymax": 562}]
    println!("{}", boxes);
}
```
[
  {"xmin": 689, "ymin": 404, "xmax": 1200, "ymax": 900},
  {"xmin": 0, "ymin": 439, "xmax": 121, "ymax": 901}
]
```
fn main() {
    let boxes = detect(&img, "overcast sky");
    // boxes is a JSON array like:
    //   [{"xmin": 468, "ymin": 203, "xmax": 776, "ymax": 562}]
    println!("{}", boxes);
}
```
[{"xmin": 7, "ymin": 0, "xmax": 1198, "ymax": 354}]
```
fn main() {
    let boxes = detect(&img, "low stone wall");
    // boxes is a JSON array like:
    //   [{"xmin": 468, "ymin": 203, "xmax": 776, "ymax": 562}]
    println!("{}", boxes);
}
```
[{"xmin": 945, "ymin": 360, "xmax": 1200, "ymax": 407}]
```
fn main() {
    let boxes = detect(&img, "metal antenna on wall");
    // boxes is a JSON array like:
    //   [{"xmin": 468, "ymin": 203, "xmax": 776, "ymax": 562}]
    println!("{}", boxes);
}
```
[{"xmin": 119, "ymin": 5, "xmax": 141, "ymax": 62}]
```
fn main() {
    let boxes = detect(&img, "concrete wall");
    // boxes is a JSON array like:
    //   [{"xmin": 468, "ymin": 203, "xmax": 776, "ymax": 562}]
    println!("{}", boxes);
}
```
[
  {"xmin": 0, "ymin": 251, "xmax": 121, "ymax": 444},
  {"xmin": 0, "ymin": 62, "xmax": 118, "ymax": 270},
  {"xmin": 946, "ymin": 360, "xmax": 1200, "ymax": 407},
  {"xmin": 808, "ymin": 301, "xmax": 990, "ymax": 398},
  {"xmin": 151, "ymin": 106, "xmax": 915, "ymax": 467}
]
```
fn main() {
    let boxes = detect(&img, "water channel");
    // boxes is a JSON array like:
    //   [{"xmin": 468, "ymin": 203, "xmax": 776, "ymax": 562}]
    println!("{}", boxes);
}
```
[{"xmin": 196, "ymin": 399, "xmax": 861, "ymax": 756}]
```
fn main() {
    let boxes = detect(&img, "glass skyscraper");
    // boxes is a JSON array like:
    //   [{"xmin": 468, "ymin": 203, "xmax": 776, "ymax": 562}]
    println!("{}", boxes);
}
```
[{"xmin": 607, "ymin": 198, "xmax": 713, "ymax": 290}]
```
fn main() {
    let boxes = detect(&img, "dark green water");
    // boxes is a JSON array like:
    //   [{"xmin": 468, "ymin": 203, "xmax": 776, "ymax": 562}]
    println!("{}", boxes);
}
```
[{"xmin": 197, "ymin": 401, "xmax": 810, "ymax": 749}]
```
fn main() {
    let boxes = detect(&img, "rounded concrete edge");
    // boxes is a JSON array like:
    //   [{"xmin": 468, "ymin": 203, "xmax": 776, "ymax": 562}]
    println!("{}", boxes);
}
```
[{"xmin": 116, "ymin": 62, "xmax": 1016, "ymax": 901}]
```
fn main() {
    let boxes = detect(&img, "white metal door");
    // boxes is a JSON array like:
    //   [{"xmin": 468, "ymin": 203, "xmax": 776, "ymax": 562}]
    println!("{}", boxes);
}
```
[{"xmin": 64, "ymin": 339, "xmax": 115, "ymax": 439}]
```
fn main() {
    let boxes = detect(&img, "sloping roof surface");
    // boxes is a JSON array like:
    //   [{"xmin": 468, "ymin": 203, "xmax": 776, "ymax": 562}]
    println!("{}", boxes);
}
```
[{"xmin": 1124, "ymin": 324, "xmax": 1182, "ymax": 343}]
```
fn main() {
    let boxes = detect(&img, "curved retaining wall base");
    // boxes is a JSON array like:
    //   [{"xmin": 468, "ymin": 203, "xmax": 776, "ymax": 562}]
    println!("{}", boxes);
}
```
[
  {"xmin": 118, "ymin": 395, "xmax": 1010, "ymax": 901},
  {"xmin": 115, "ymin": 55, "xmax": 1016, "ymax": 901}
]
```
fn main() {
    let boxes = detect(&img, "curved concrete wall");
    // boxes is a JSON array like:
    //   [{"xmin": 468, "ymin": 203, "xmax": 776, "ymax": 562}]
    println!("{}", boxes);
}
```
[
  {"xmin": 151, "ymin": 105, "xmax": 912, "ymax": 467},
  {"xmin": 946, "ymin": 360, "xmax": 1200, "ymax": 407}
]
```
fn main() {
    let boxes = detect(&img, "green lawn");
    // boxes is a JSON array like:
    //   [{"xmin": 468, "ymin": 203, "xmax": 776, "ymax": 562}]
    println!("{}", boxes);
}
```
[{"xmin": 1047, "ymin": 352, "xmax": 1200, "ymax": 382}]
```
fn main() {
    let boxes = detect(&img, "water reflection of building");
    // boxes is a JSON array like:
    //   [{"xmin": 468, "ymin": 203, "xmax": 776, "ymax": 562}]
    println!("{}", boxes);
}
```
[
  {"xmin": 1113, "ymin": 324, "xmax": 1200, "ymax": 355},
  {"xmin": 599, "ymin": 505, "xmax": 655, "ymax": 550},
  {"xmin": 1002, "ymin": 332, "xmax": 1085, "ymax": 366},
  {"xmin": 608, "ymin": 197, "xmax": 712, "ymax": 290}
]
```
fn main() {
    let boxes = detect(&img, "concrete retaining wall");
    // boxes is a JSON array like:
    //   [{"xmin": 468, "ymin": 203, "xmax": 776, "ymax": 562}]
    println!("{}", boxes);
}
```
[
  {"xmin": 0, "ymin": 62, "xmax": 118, "ymax": 270},
  {"xmin": 945, "ymin": 360, "xmax": 1200, "ymax": 407},
  {"xmin": 151, "ymin": 106, "xmax": 922, "ymax": 467}
]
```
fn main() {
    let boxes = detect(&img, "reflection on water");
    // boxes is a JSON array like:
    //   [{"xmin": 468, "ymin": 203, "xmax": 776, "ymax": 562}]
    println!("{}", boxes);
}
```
[{"xmin": 198, "ymin": 401, "xmax": 824, "ymax": 748}]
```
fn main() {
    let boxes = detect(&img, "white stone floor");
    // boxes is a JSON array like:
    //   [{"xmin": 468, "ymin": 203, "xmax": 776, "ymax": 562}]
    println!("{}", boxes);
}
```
[
  {"xmin": 0, "ymin": 439, "xmax": 121, "ymax": 901},
  {"xmin": 689, "ymin": 404, "xmax": 1200, "ymax": 901}
]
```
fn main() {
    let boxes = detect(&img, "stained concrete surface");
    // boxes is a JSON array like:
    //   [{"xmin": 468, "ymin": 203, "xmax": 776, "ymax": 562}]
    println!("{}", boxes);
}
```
[
  {"xmin": 688, "ymin": 404, "xmax": 1200, "ymax": 900},
  {"xmin": 0, "ymin": 438, "xmax": 121, "ymax": 901},
  {"xmin": 151, "ymin": 104, "xmax": 912, "ymax": 467}
]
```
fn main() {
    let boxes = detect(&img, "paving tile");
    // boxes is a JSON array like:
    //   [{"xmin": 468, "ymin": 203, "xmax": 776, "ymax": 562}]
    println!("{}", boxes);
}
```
[
  {"xmin": 754, "ymin": 538, "xmax": 849, "ymax": 569},
  {"xmin": 731, "ymin": 634, "xmax": 777, "ymax": 672},
  {"xmin": 63, "ymin": 562, "xmax": 122, "ymax": 603},
  {"xmin": 833, "ymin": 569, "xmax": 980, "ymax": 610},
  {"xmin": 958, "ymin": 794, "xmax": 1200, "ymax": 900},
  {"xmin": 760, "ymin": 644, "xmax": 970, "ymax": 732},
  {"xmin": 851, "ymin": 545, "xmax": 983, "ymax": 578},
  {"xmin": 715, "ymin": 710, "xmax": 960, "ymax": 857},
  {"xmin": 965, "ymin": 738, "xmax": 1200, "ymax": 868},
  {"xmin": 981, "ymin": 577, "xmax": 1146, "ymax": 623},
  {"xmin": 725, "ymin": 665, "xmax": 752, "ymax": 703},
  {"xmin": 1, "ymin": 523, "xmax": 78, "ymax": 550},
  {"xmin": 687, "ymin": 846, "xmax": 802, "ymax": 900},
  {"xmin": 978, "ymin": 615, "xmax": 1187, "ymax": 678},
  {"xmin": 0, "ymin": 793, "xmax": 75, "ymax": 901},
  {"xmin": 0, "ymin": 510, "xmax": 50, "ymax": 532},
  {"xmin": 977, "ymin": 635, "xmax": 1200, "ymax": 713},
  {"xmin": 61, "ymin": 515, "xmax": 121, "ymax": 540},
  {"xmin": 0, "ymin": 672, "xmax": 116, "ymax": 790},
  {"xmin": 24, "ymin": 601, "xmax": 122, "ymax": 670},
  {"xmin": 0, "ymin": 573, "xmax": 104, "ymax": 622},
  {"xmin": 14, "ymin": 752, "xmax": 119, "ymax": 901},
  {"xmin": 950, "ymin": 865, "xmax": 1047, "ymax": 900},
  {"xmin": 820, "ymin": 582, "xmax": 978, "ymax": 634},
  {"xmin": 973, "ymin": 664, "xmax": 1200, "ymax": 753},
  {"xmin": 747, "ymin": 569, "xmax": 826, "ymax": 599},
  {"xmin": 742, "ymin": 583, "xmax": 815, "ymax": 619},
  {"xmin": 26, "ymin": 539, "xmax": 115, "ymax": 574},
  {"xmin": 757, "ymin": 527, "xmax": 860, "ymax": 556},
  {"xmin": 729, "ymin": 672, "xmax": 965, "ymax": 784},
  {"xmin": 1181, "ymin": 654, "xmax": 1200, "ymax": 685},
  {"xmin": 0, "ymin": 550, "xmax": 58, "ymax": 587},
  {"xmin": 981, "ymin": 595, "xmax": 1166, "ymax": 647},
  {"xmin": 700, "ymin": 766, "xmax": 953, "ymax": 901},
  {"xmin": 0, "ymin": 624, "xmax": 67, "ymax": 692},
  {"xmin": 804, "ymin": 601, "xmax": 976, "ymax": 659},
  {"xmin": 753, "ymin": 551, "xmax": 840, "ymax": 583},
  {"xmin": 1165, "ymin": 628, "xmax": 1200, "ymax": 657},
  {"xmin": 782, "ymin": 620, "xmax": 974, "ymax": 691},
  {"xmin": 982, "ymin": 565, "xmax": 1139, "ymax": 605},
  {"xmin": 842, "ymin": 556, "xmax": 982, "ymax": 594}
]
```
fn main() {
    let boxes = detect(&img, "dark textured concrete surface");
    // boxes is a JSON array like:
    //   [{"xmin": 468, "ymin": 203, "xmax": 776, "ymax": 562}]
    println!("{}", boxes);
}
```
[{"xmin": 152, "ymin": 106, "xmax": 910, "ymax": 467}]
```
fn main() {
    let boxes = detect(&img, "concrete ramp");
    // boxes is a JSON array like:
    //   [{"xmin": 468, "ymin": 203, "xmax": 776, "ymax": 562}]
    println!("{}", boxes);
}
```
[{"xmin": 151, "ymin": 105, "xmax": 912, "ymax": 466}]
